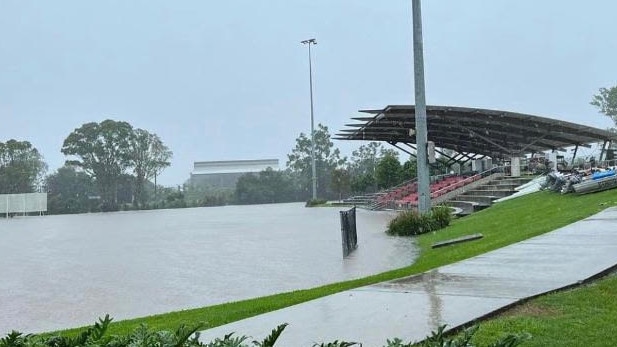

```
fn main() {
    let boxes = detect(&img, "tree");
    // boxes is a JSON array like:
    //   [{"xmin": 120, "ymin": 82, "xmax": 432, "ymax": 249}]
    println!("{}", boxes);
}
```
[
  {"xmin": 129, "ymin": 129, "xmax": 172, "ymax": 207},
  {"xmin": 375, "ymin": 153, "xmax": 402, "ymax": 189},
  {"xmin": 347, "ymin": 142, "xmax": 404, "ymax": 193},
  {"xmin": 401, "ymin": 158, "xmax": 418, "ymax": 181},
  {"xmin": 591, "ymin": 86, "xmax": 617, "ymax": 129},
  {"xmin": 286, "ymin": 124, "xmax": 346, "ymax": 199},
  {"xmin": 349, "ymin": 142, "xmax": 381, "ymax": 176},
  {"xmin": 235, "ymin": 168, "xmax": 297, "ymax": 204},
  {"xmin": 46, "ymin": 165, "xmax": 97, "ymax": 214},
  {"xmin": 350, "ymin": 172, "xmax": 375, "ymax": 194},
  {"xmin": 61, "ymin": 120, "xmax": 134, "ymax": 210},
  {"xmin": 330, "ymin": 168, "xmax": 351, "ymax": 201},
  {"xmin": 0, "ymin": 139, "xmax": 47, "ymax": 194}
]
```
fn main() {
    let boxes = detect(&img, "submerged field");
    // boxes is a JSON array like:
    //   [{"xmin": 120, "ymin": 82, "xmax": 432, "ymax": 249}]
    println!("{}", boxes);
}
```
[{"xmin": 0, "ymin": 203, "xmax": 416, "ymax": 334}]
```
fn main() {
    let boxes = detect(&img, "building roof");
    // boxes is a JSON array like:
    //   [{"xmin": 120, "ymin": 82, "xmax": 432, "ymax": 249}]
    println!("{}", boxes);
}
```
[
  {"xmin": 335, "ymin": 105, "xmax": 617, "ymax": 159},
  {"xmin": 192, "ymin": 159, "xmax": 279, "ymax": 175}
]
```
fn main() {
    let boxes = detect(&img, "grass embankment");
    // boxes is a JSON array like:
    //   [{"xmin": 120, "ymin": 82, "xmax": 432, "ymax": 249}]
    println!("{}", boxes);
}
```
[
  {"xmin": 471, "ymin": 273, "xmax": 617, "ymax": 346},
  {"xmin": 57, "ymin": 189, "xmax": 617, "ymax": 337}
]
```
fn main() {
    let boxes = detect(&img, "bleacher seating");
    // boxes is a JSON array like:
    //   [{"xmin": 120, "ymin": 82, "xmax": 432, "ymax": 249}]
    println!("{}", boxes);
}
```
[{"xmin": 393, "ymin": 174, "xmax": 481, "ymax": 207}]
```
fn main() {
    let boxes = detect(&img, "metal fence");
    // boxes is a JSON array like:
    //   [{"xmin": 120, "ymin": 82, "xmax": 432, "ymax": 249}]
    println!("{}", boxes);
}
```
[
  {"xmin": 0, "ymin": 193, "xmax": 47, "ymax": 216},
  {"xmin": 340, "ymin": 206, "xmax": 358, "ymax": 257}
]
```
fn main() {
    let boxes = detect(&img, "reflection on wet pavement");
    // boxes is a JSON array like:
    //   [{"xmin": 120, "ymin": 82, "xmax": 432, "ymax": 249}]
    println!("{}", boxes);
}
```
[{"xmin": 0, "ymin": 203, "xmax": 418, "ymax": 334}]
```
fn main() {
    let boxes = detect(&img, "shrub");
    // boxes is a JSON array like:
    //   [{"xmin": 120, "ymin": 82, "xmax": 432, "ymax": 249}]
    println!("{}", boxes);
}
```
[
  {"xmin": 430, "ymin": 205, "xmax": 452, "ymax": 229},
  {"xmin": 387, "ymin": 206, "xmax": 452, "ymax": 236},
  {"xmin": 385, "ymin": 325, "xmax": 530, "ymax": 347},
  {"xmin": 305, "ymin": 198, "xmax": 328, "ymax": 207},
  {"xmin": 0, "ymin": 320, "xmax": 528, "ymax": 347}
]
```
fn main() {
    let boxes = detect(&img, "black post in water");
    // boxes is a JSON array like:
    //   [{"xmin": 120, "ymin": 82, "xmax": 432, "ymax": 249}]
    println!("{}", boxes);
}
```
[{"xmin": 340, "ymin": 206, "xmax": 358, "ymax": 257}]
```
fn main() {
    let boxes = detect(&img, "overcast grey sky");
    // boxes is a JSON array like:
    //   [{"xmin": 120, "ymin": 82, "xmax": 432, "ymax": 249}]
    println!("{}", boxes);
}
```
[{"xmin": 1, "ymin": 1, "xmax": 616, "ymax": 186}]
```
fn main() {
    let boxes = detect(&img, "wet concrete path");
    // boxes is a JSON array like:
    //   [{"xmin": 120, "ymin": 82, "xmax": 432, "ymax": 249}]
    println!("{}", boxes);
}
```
[{"xmin": 199, "ymin": 207, "xmax": 617, "ymax": 346}]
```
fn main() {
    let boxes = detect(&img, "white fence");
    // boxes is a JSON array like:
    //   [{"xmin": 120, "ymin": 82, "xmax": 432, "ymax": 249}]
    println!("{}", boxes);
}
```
[{"xmin": 0, "ymin": 193, "xmax": 47, "ymax": 215}]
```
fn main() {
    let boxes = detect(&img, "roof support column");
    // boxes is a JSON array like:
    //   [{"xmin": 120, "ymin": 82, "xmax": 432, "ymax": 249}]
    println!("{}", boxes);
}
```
[
  {"xmin": 571, "ymin": 144, "xmax": 579, "ymax": 166},
  {"xmin": 600, "ymin": 140, "xmax": 608, "ymax": 162},
  {"xmin": 412, "ymin": 0, "xmax": 431, "ymax": 214}
]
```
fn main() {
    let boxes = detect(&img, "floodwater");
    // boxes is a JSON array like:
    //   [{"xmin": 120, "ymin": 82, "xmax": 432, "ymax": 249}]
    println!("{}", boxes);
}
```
[{"xmin": 0, "ymin": 203, "xmax": 418, "ymax": 334}]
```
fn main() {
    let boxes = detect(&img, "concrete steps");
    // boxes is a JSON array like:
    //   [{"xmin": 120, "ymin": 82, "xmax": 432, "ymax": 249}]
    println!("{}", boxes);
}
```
[
  {"xmin": 451, "ymin": 194, "xmax": 497, "ymax": 206},
  {"xmin": 449, "ymin": 176, "xmax": 534, "ymax": 212},
  {"xmin": 464, "ymin": 189, "xmax": 514, "ymax": 197}
]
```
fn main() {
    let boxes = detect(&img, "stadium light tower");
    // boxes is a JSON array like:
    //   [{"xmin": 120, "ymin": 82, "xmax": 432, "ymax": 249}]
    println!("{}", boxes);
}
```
[
  {"xmin": 412, "ymin": 0, "xmax": 431, "ymax": 214},
  {"xmin": 301, "ymin": 38, "xmax": 318, "ymax": 200}
]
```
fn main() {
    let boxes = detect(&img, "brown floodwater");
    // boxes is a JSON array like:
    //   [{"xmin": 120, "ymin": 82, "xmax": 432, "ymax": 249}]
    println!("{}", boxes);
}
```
[{"xmin": 0, "ymin": 203, "xmax": 417, "ymax": 334}]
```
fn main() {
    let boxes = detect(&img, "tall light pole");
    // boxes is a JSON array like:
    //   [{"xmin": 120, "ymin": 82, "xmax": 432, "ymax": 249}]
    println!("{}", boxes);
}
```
[
  {"xmin": 301, "ymin": 38, "xmax": 318, "ymax": 200},
  {"xmin": 412, "ymin": 0, "xmax": 431, "ymax": 214}
]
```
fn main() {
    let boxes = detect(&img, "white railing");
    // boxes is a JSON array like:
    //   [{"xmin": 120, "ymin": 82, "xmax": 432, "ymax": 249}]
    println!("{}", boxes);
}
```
[{"xmin": 1, "ymin": 193, "xmax": 47, "ymax": 217}]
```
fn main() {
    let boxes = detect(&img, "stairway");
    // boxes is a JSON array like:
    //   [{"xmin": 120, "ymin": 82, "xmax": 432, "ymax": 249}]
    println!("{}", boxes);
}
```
[{"xmin": 449, "ymin": 176, "xmax": 533, "ymax": 215}]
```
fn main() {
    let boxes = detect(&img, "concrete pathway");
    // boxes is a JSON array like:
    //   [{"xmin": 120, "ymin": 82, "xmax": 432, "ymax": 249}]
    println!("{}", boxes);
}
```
[{"xmin": 199, "ymin": 207, "xmax": 617, "ymax": 346}]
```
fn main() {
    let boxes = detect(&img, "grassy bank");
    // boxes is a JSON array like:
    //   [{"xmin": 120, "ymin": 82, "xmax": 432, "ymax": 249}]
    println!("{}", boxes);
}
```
[
  {"xmin": 56, "ymin": 189, "xmax": 617, "ymax": 336},
  {"xmin": 470, "ymin": 273, "xmax": 617, "ymax": 346}
]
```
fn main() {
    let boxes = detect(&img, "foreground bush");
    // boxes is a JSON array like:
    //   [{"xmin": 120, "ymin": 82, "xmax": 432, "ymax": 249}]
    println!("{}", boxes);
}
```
[
  {"xmin": 392, "ymin": 325, "xmax": 530, "ymax": 347},
  {"xmin": 387, "ymin": 206, "xmax": 452, "ymax": 236},
  {"xmin": 0, "ymin": 318, "xmax": 528, "ymax": 347}
]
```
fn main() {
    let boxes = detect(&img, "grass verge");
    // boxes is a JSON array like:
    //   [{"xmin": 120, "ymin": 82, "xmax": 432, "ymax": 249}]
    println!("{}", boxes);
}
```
[
  {"xmin": 470, "ymin": 273, "xmax": 617, "ymax": 346},
  {"xmin": 54, "ymin": 189, "xmax": 617, "ymax": 337}
]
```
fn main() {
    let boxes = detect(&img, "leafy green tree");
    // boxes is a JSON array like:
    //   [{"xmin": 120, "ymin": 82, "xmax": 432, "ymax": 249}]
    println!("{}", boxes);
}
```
[
  {"xmin": 183, "ymin": 179, "xmax": 234, "ymax": 207},
  {"xmin": 129, "ymin": 129, "xmax": 172, "ymax": 207},
  {"xmin": 350, "ymin": 172, "xmax": 375, "ymax": 194},
  {"xmin": 116, "ymin": 173, "xmax": 136, "ymax": 208},
  {"xmin": 0, "ymin": 139, "xmax": 47, "ymax": 194},
  {"xmin": 330, "ymin": 168, "xmax": 351, "ymax": 201},
  {"xmin": 348, "ymin": 142, "xmax": 379, "ymax": 193},
  {"xmin": 591, "ymin": 86, "xmax": 617, "ymax": 129},
  {"xmin": 286, "ymin": 124, "xmax": 346, "ymax": 199},
  {"xmin": 61, "ymin": 120, "xmax": 134, "ymax": 210},
  {"xmin": 401, "ymin": 158, "xmax": 418, "ymax": 181},
  {"xmin": 61, "ymin": 120, "xmax": 172, "ymax": 211},
  {"xmin": 347, "ymin": 142, "xmax": 407, "ymax": 194},
  {"xmin": 153, "ymin": 186, "xmax": 187, "ymax": 209},
  {"xmin": 235, "ymin": 168, "xmax": 297, "ymax": 204},
  {"xmin": 375, "ymin": 153, "xmax": 402, "ymax": 189},
  {"xmin": 349, "ymin": 142, "xmax": 381, "ymax": 175},
  {"xmin": 46, "ymin": 165, "xmax": 97, "ymax": 214},
  {"xmin": 380, "ymin": 148, "xmax": 400, "ymax": 159},
  {"xmin": 201, "ymin": 190, "xmax": 232, "ymax": 207}
]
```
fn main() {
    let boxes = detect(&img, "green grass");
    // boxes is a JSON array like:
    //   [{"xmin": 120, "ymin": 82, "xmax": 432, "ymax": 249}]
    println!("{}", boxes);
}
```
[
  {"xmin": 53, "ymin": 189, "xmax": 617, "ymax": 337},
  {"xmin": 470, "ymin": 273, "xmax": 617, "ymax": 346}
]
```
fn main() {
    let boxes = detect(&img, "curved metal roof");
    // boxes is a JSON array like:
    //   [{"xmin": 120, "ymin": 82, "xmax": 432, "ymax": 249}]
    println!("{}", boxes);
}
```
[{"xmin": 335, "ymin": 105, "xmax": 617, "ymax": 159}]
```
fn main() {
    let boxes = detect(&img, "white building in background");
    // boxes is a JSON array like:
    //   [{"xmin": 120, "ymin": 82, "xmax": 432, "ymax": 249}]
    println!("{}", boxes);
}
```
[{"xmin": 190, "ymin": 159, "xmax": 280, "ymax": 189}]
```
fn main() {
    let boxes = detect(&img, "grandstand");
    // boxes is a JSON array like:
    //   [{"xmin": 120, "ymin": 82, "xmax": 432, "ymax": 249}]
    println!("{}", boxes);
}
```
[{"xmin": 337, "ymin": 105, "xmax": 617, "ymax": 213}]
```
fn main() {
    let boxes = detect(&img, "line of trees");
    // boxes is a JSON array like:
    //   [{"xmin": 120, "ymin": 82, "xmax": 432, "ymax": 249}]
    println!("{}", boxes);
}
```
[
  {"xmin": 1, "ymin": 121, "xmax": 424, "ymax": 213},
  {"xmin": 0, "ymin": 120, "xmax": 173, "ymax": 215}
]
